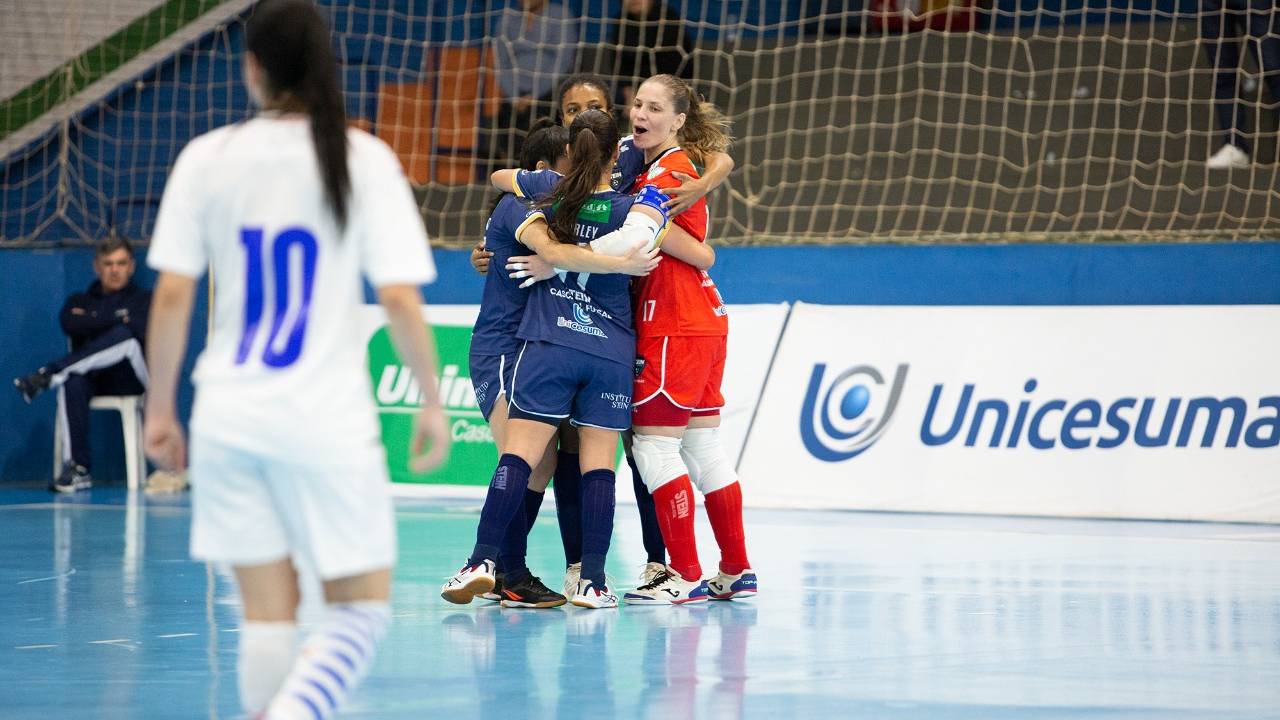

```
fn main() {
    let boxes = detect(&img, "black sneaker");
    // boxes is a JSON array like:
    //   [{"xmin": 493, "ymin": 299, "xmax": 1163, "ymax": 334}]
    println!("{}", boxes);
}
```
[
  {"xmin": 50, "ymin": 462, "xmax": 92, "ymax": 493},
  {"xmin": 14, "ymin": 368, "xmax": 51, "ymax": 403},
  {"xmin": 499, "ymin": 574, "xmax": 567, "ymax": 608},
  {"xmin": 479, "ymin": 571, "xmax": 505, "ymax": 602}
]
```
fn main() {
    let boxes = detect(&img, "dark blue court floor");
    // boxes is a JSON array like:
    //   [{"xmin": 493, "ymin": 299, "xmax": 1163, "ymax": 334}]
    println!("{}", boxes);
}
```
[{"xmin": 1, "ymin": 487, "xmax": 1278, "ymax": 719}]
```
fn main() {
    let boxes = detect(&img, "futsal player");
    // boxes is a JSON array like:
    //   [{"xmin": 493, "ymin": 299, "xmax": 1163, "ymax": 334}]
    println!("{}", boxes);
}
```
[
  {"xmin": 142, "ymin": 1, "xmax": 449, "ymax": 717},
  {"xmin": 470, "ymin": 121, "xmax": 659, "ymax": 607},
  {"xmin": 620, "ymin": 75, "xmax": 757, "ymax": 605},
  {"xmin": 442, "ymin": 109, "xmax": 670, "ymax": 609}
]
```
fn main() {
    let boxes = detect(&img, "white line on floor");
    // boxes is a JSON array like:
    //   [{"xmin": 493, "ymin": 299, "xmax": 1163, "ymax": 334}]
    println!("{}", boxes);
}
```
[
  {"xmin": 16, "ymin": 644, "xmax": 57, "ymax": 650},
  {"xmin": 17, "ymin": 569, "xmax": 76, "ymax": 585},
  {"xmin": 158, "ymin": 633, "xmax": 198, "ymax": 638}
]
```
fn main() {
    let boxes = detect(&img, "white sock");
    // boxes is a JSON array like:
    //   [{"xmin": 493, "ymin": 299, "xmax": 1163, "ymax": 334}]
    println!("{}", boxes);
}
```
[
  {"xmin": 264, "ymin": 601, "xmax": 391, "ymax": 720},
  {"xmin": 238, "ymin": 621, "xmax": 299, "ymax": 715}
]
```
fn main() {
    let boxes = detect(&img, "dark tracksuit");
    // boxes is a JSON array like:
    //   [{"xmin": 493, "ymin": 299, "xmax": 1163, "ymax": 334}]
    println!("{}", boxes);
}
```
[
  {"xmin": 1199, "ymin": 0, "xmax": 1280, "ymax": 154},
  {"xmin": 49, "ymin": 280, "xmax": 151, "ymax": 471}
]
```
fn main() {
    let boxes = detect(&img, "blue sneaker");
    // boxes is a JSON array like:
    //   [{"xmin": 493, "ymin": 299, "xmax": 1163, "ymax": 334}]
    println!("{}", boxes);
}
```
[{"xmin": 707, "ymin": 569, "xmax": 757, "ymax": 600}]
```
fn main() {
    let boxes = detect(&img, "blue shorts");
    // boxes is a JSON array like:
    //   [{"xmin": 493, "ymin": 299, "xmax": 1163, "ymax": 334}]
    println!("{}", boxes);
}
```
[
  {"xmin": 507, "ymin": 341, "xmax": 633, "ymax": 431},
  {"xmin": 469, "ymin": 350, "xmax": 516, "ymax": 421}
]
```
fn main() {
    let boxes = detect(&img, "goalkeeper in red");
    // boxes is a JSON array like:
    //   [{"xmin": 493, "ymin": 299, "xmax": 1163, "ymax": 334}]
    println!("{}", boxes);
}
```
[{"xmin": 622, "ymin": 74, "xmax": 756, "ymax": 604}]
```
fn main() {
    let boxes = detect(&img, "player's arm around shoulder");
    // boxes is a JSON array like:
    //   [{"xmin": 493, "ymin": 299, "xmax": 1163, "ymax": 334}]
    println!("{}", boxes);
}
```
[{"xmin": 509, "ymin": 215, "xmax": 660, "ymax": 284}]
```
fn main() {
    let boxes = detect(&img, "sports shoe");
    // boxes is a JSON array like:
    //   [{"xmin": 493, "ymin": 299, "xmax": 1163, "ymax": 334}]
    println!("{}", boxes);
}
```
[
  {"xmin": 14, "ymin": 368, "xmax": 51, "ymax": 404},
  {"xmin": 440, "ymin": 559, "xmax": 496, "ymax": 604},
  {"xmin": 479, "ymin": 571, "xmax": 505, "ymax": 602},
  {"xmin": 707, "ymin": 569, "xmax": 758, "ymax": 600},
  {"xmin": 639, "ymin": 561, "xmax": 667, "ymax": 586},
  {"xmin": 624, "ymin": 568, "xmax": 710, "ymax": 605},
  {"xmin": 570, "ymin": 578, "xmax": 618, "ymax": 609},
  {"xmin": 562, "ymin": 562, "xmax": 581, "ymax": 598},
  {"xmin": 1207, "ymin": 143, "xmax": 1250, "ymax": 170},
  {"xmin": 50, "ymin": 462, "xmax": 91, "ymax": 493},
  {"xmin": 499, "ymin": 574, "xmax": 567, "ymax": 608}
]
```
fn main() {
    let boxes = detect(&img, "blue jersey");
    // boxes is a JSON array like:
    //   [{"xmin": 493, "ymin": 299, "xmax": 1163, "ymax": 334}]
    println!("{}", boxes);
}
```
[
  {"xmin": 611, "ymin": 136, "xmax": 646, "ymax": 192},
  {"xmin": 471, "ymin": 171, "xmax": 563, "ymax": 355},
  {"xmin": 517, "ymin": 189, "xmax": 644, "ymax": 366}
]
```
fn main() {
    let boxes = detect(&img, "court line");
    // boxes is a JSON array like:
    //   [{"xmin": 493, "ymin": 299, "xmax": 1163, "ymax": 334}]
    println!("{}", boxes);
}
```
[
  {"xmin": 17, "ymin": 568, "xmax": 76, "ymax": 585},
  {"xmin": 16, "ymin": 644, "xmax": 57, "ymax": 650},
  {"xmin": 158, "ymin": 632, "xmax": 198, "ymax": 638}
]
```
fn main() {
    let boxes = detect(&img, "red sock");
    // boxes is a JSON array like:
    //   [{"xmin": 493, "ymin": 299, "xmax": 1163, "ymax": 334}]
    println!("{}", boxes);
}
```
[
  {"xmin": 652, "ymin": 475, "xmax": 702, "ymax": 581},
  {"xmin": 704, "ymin": 482, "xmax": 749, "ymax": 575}
]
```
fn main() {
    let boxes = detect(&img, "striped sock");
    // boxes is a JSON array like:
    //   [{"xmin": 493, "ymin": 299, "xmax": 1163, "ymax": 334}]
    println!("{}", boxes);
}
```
[
  {"xmin": 238, "ymin": 621, "xmax": 298, "ymax": 715},
  {"xmin": 263, "ymin": 601, "xmax": 390, "ymax": 720}
]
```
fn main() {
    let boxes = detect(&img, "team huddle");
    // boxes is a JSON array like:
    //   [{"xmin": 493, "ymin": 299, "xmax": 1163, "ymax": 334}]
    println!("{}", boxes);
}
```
[
  {"xmin": 442, "ymin": 72, "xmax": 757, "ymax": 610},
  {"xmin": 139, "ymin": 1, "xmax": 753, "ymax": 718}
]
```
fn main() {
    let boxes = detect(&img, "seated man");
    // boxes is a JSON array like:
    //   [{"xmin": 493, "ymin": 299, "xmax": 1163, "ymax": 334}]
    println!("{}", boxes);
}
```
[{"xmin": 14, "ymin": 238, "xmax": 151, "ymax": 492}]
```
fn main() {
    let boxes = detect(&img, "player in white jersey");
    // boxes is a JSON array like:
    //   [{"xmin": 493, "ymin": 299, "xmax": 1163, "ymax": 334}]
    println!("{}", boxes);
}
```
[{"xmin": 142, "ymin": 2, "xmax": 449, "ymax": 718}]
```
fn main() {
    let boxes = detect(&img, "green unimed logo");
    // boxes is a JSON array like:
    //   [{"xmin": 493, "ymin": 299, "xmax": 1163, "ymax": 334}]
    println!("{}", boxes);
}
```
[{"xmin": 367, "ymin": 324, "xmax": 496, "ymax": 486}]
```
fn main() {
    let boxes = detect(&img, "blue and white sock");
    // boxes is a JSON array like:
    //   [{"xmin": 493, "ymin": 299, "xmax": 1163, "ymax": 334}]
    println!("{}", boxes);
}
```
[{"xmin": 263, "ymin": 601, "xmax": 390, "ymax": 720}]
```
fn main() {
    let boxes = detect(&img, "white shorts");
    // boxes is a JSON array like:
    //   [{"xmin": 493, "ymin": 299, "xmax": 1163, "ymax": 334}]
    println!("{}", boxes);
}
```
[{"xmin": 189, "ymin": 435, "xmax": 397, "ymax": 580}]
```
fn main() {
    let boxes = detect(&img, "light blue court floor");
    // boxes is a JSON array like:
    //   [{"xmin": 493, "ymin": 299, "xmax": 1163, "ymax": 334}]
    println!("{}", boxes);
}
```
[{"xmin": 2, "ymin": 488, "xmax": 1279, "ymax": 720}]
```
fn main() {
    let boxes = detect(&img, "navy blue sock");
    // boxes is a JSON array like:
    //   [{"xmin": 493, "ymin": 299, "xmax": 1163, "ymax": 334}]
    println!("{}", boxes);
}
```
[
  {"xmin": 498, "ymin": 498, "xmax": 529, "ymax": 583},
  {"xmin": 470, "ymin": 454, "xmax": 532, "ymax": 566},
  {"xmin": 552, "ymin": 450, "xmax": 583, "ymax": 566},
  {"xmin": 628, "ymin": 454, "xmax": 667, "ymax": 565},
  {"xmin": 524, "ymin": 488, "xmax": 545, "ymax": 530},
  {"xmin": 579, "ymin": 468, "xmax": 616, "ymax": 587}
]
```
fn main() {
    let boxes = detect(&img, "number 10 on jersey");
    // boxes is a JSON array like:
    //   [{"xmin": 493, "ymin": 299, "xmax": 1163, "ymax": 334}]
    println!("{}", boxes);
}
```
[{"xmin": 236, "ymin": 226, "xmax": 318, "ymax": 368}]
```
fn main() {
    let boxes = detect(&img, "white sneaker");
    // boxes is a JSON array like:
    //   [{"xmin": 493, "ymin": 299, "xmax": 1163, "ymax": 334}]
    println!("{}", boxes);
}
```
[
  {"xmin": 1207, "ymin": 143, "xmax": 1250, "ymax": 170},
  {"xmin": 440, "ymin": 559, "xmax": 496, "ymax": 604},
  {"xmin": 623, "ymin": 567, "xmax": 710, "ymax": 605},
  {"xmin": 639, "ymin": 561, "xmax": 667, "ymax": 586},
  {"xmin": 563, "ymin": 562, "xmax": 582, "ymax": 598},
  {"xmin": 707, "ymin": 569, "xmax": 758, "ymax": 600},
  {"xmin": 570, "ymin": 578, "xmax": 618, "ymax": 609}
]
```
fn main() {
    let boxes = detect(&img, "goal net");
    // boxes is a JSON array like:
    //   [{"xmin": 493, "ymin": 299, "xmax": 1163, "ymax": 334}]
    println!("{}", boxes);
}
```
[{"xmin": 3, "ymin": 1, "xmax": 1279, "ymax": 246}]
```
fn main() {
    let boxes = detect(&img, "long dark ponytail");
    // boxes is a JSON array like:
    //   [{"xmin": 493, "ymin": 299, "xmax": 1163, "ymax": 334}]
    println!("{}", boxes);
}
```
[
  {"xmin": 538, "ymin": 109, "xmax": 619, "ymax": 244},
  {"xmin": 246, "ymin": 0, "xmax": 350, "ymax": 228}
]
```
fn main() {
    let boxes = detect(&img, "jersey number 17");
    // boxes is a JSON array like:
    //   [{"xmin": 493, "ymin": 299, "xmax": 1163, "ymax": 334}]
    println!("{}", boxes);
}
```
[{"xmin": 236, "ymin": 226, "xmax": 318, "ymax": 368}]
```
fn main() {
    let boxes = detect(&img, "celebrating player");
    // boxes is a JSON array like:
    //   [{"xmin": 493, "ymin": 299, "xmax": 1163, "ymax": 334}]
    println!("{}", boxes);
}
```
[
  {"xmin": 142, "ymin": 1, "xmax": 449, "ymax": 718},
  {"xmin": 621, "ymin": 74, "xmax": 757, "ymax": 605},
  {"xmin": 470, "ymin": 120, "xmax": 659, "ymax": 607},
  {"xmin": 443, "ymin": 109, "xmax": 669, "ymax": 610}
]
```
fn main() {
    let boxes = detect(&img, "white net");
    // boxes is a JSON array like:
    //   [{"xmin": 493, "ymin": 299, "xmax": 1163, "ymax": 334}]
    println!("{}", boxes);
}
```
[{"xmin": 3, "ymin": 1, "xmax": 1280, "ymax": 246}]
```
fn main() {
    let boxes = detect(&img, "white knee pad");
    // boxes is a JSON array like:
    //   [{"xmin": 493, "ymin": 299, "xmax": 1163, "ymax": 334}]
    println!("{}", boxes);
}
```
[
  {"xmin": 631, "ymin": 434, "xmax": 688, "ymax": 494},
  {"xmin": 680, "ymin": 427, "xmax": 738, "ymax": 495}
]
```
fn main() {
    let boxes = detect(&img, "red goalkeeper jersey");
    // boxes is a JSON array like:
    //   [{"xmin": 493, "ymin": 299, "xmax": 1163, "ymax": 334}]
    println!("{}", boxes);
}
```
[{"xmin": 629, "ymin": 147, "xmax": 728, "ymax": 338}]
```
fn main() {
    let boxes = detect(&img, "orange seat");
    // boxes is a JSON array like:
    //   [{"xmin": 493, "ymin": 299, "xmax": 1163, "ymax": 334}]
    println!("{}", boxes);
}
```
[
  {"xmin": 371, "ymin": 46, "xmax": 505, "ymax": 186},
  {"xmin": 375, "ymin": 82, "xmax": 433, "ymax": 185}
]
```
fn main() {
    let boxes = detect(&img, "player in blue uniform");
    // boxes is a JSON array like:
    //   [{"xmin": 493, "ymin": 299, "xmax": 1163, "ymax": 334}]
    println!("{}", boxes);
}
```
[
  {"xmin": 444, "ymin": 110, "xmax": 670, "ymax": 609},
  {"xmin": 470, "ymin": 121, "xmax": 658, "ymax": 607}
]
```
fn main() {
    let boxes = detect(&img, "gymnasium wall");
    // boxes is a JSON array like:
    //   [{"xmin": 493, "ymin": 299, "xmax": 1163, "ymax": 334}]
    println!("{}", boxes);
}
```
[{"xmin": 1, "ymin": 241, "xmax": 1275, "ymax": 487}]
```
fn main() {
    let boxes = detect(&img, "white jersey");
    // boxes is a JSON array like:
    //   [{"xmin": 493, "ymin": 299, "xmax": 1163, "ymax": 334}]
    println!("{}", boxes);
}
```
[{"xmin": 148, "ymin": 116, "xmax": 435, "ymax": 462}]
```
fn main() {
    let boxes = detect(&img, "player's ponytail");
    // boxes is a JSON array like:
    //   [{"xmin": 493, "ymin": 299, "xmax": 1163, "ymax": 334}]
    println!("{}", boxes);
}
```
[
  {"xmin": 540, "ymin": 109, "xmax": 620, "ymax": 244},
  {"xmin": 646, "ymin": 74, "xmax": 732, "ymax": 168},
  {"xmin": 246, "ymin": 0, "xmax": 351, "ymax": 229}
]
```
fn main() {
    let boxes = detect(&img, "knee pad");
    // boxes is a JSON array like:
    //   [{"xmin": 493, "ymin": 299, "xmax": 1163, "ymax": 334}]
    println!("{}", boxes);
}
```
[
  {"xmin": 680, "ymin": 427, "xmax": 737, "ymax": 495},
  {"xmin": 630, "ymin": 434, "xmax": 687, "ymax": 494}
]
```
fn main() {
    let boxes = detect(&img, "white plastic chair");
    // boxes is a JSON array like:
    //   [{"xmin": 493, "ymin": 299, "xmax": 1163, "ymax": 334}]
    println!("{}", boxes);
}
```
[{"xmin": 53, "ymin": 394, "xmax": 147, "ymax": 491}]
